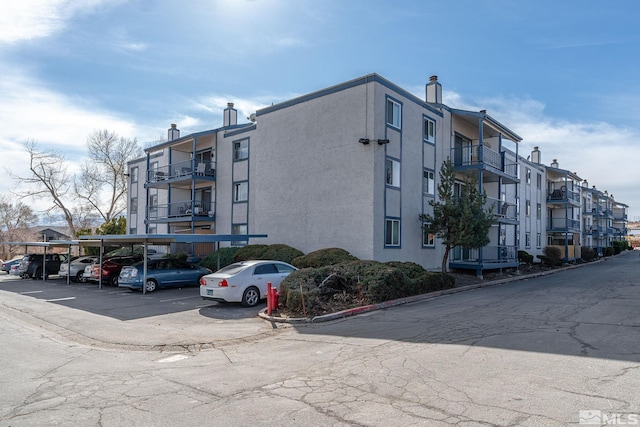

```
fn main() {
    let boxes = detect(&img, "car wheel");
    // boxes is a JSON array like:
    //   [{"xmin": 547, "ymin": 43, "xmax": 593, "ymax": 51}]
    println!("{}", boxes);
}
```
[
  {"xmin": 75, "ymin": 271, "xmax": 84, "ymax": 283},
  {"xmin": 241, "ymin": 286, "xmax": 261, "ymax": 307},
  {"xmin": 109, "ymin": 275, "xmax": 118, "ymax": 287},
  {"xmin": 144, "ymin": 279, "xmax": 157, "ymax": 292}
]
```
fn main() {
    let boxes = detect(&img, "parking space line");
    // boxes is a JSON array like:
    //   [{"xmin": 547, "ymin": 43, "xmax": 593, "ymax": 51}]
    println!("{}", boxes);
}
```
[
  {"xmin": 19, "ymin": 291, "xmax": 44, "ymax": 295},
  {"xmin": 45, "ymin": 297, "xmax": 76, "ymax": 302},
  {"xmin": 160, "ymin": 296, "xmax": 199, "ymax": 303}
]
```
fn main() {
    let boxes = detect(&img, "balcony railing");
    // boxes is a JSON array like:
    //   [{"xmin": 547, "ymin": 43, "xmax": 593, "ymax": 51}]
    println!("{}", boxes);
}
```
[
  {"xmin": 547, "ymin": 187, "xmax": 580, "ymax": 204},
  {"xmin": 148, "ymin": 201, "xmax": 215, "ymax": 221},
  {"xmin": 451, "ymin": 145, "xmax": 518, "ymax": 180},
  {"xmin": 450, "ymin": 245, "xmax": 517, "ymax": 263},
  {"xmin": 486, "ymin": 197, "xmax": 517, "ymax": 221},
  {"xmin": 547, "ymin": 217, "xmax": 580, "ymax": 231},
  {"xmin": 147, "ymin": 159, "xmax": 216, "ymax": 183}
]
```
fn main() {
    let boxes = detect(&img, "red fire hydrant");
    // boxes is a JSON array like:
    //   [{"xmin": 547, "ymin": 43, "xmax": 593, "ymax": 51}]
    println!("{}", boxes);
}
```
[{"xmin": 267, "ymin": 282, "xmax": 279, "ymax": 315}]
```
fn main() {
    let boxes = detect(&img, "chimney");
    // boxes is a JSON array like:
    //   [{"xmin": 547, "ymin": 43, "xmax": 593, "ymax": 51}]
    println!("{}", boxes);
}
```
[
  {"xmin": 426, "ymin": 75, "xmax": 442, "ymax": 104},
  {"xmin": 168, "ymin": 124, "xmax": 180, "ymax": 141},
  {"xmin": 531, "ymin": 146, "xmax": 541, "ymax": 164},
  {"xmin": 551, "ymin": 159, "xmax": 559, "ymax": 168},
  {"xmin": 224, "ymin": 102, "xmax": 238, "ymax": 127}
]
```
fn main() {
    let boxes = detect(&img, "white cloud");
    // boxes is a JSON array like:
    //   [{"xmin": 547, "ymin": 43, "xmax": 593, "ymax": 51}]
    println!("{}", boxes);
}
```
[{"xmin": 0, "ymin": 0, "xmax": 119, "ymax": 45}]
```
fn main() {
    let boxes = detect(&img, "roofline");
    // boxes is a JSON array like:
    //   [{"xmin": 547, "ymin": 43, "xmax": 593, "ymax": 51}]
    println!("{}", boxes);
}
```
[{"xmin": 449, "ymin": 108, "xmax": 522, "ymax": 142}]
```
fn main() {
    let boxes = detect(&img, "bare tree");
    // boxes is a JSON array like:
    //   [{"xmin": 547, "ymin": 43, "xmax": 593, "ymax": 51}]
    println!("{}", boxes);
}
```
[
  {"xmin": 0, "ymin": 196, "xmax": 39, "ymax": 258},
  {"xmin": 75, "ymin": 130, "xmax": 140, "ymax": 223},
  {"xmin": 11, "ymin": 141, "xmax": 78, "ymax": 237}
]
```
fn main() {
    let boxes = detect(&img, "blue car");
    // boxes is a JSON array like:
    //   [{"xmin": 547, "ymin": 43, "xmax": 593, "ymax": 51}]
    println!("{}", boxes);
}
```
[
  {"xmin": 2, "ymin": 257, "xmax": 24, "ymax": 274},
  {"xmin": 118, "ymin": 258, "xmax": 212, "ymax": 292}
]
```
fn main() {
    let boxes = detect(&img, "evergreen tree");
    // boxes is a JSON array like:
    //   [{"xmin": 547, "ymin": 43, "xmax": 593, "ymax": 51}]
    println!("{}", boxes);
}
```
[{"xmin": 420, "ymin": 159, "xmax": 494, "ymax": 273}]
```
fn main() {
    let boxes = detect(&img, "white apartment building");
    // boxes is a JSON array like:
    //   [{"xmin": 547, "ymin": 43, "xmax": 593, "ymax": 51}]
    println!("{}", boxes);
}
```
[{"xmin": 126, "ymin": 73, "xmax": 628, "ymax": 273}]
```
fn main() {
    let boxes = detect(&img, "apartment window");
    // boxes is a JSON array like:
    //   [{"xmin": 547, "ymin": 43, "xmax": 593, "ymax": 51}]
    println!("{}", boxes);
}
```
[
  {"xmin": 233, "ymin": 181, "xmax": 248, "ymax": 202},
  {"xmin": 130, "ymin": 197, "xmax": 138, "ymax": 212},
  {"xmin": 385, "ymin": 219, "xmax": 400, "ymax": 246},
  {"xmin": 525, "ymin": 232, "xmax": 531, "ymax": 248},
  {"xmin": 525, "ymin": 200, "xmax": 531, "ymax": 216},
  {"xmin": 386, "ymin": 98, "xmax": 402, "ymax": 129},
  {"xmin": 129, "ymin": 227, "xmax": 137, "ymax": 234},
  {"xmin": 131, "ymin": 167, "xmax": 138, "ymax": 183},
  {"xmin": 423, "ymin": 169, "xmax": 435, "ymax": 196},
  {"xmin": 232, "ymin": 224, "xmax": 248, "ymax": 245},
  {"xmin": 536, "ymin": 203, "xmax": 541, "ymax": 219},
  {"xmin": 537, "ymin": 233, "xmax": 542, "ymax": 248},
  {"xmin": 386, "ymin": 158, "xmax": 400, "ymax": 187},
  {"xmin": 537, "ymin": 174, "xmax": 542, "ymax": 189},
  {"xmin": 233, "ymin": 140, "xmax": 249, "ymax": 161},
  {"xmin": 422, "ymin": 223, "xmax": 435, "ymax": 247},
  {"xmin": 423, "ymin": 117, "xmax": 435, "ymax": 143},
  {"xmin": 526, "ymin": 168, "xmax": 531, "ymax": 184}
]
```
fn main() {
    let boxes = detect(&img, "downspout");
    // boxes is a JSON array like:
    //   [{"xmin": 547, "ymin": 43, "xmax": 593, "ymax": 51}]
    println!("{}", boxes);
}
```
[
  {"xmin": 191, "ymin": 137, "xmax": 197, "ymax": 256},
  {"xmin": 477, "ymin": 117, "xmax": 484, "ymax": 277},
  {"xmin": 145, "ymin": 152, "xmax": 150, "ymax": 234}
]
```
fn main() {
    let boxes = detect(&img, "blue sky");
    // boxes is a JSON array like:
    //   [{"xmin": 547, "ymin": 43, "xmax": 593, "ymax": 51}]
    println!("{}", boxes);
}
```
[{"xmin": 2, "ymin": 0, "xmax": 640, "ymax": 220}]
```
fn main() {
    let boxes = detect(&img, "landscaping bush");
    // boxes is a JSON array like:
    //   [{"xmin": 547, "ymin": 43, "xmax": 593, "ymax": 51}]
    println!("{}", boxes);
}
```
[
  {"xmin": 612, "ymin": 240, "xmax": 628, "ymax": 254},
  {"xmin": 518, "ymin": 250, "xmax": 534, "ymax": 264},
  {"xmin": 292, "ymin": 248, "xmax": 358, "ymax": 268},
  {"xmin": 538, "ymin": 246, "xmax": 562, "ymax": 267},
  {"xmin": 581, "ymin": 247, "xmax": 596, "ymax": 262},
  {"xmin": 233, "ymin": 244, "xmax": 303, "ymax": 264},
  {"xmin": 164, "ymin": 252, "xmax": 188, "ymax": 261},
  {"xmin": 279, "ymin": 260, "xmax": 454, "ymax": 317},
  {"xmin": 199, "ymin": 247, "xmax": 239, "ymax": 271},
  {"xmin": 603, "ymin": 246, "xmax": 615, "ymax": 257}
]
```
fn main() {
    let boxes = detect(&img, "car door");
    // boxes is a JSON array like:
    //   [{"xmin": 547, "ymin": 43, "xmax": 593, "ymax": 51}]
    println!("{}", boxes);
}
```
[{"xmin": 252, "ymin": 263, "xmax": 280, "ymax": 295}]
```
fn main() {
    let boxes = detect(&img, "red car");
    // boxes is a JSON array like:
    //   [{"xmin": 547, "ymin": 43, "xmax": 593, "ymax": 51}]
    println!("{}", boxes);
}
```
[{"xmin": 90, "ymin": 255, "xmax": 143, "ymax": 287}]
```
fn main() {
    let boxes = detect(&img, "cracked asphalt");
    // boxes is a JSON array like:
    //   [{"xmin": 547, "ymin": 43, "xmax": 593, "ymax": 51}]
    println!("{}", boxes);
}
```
[{"xmin": 0, "ymin": 252, "xmax": 639, "ymax": 426}]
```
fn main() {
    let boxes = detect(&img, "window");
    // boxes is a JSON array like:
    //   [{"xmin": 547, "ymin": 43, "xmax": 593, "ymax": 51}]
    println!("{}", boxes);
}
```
[
  {"xmin": 130, "ymin": 197, "xmax": 138, "ymax": 212},
  {"xmin": 537, "ymin": 233, "xmax": 542, "ymax": 248},
  {"xmin": 422, "ymin": 223, "xmax": 435, "ymax": 247},
  {"xmin": 423, "ymin": 170, "xmax": 435, "ymax": 196},
  {"xmin": 525, "ymin": 200, "xmax": 531, "ymax": 216},
  {"xmin": 129, "ymin": 227, "xmax": 137, "ymax": 234},
  {"xmin": 131, "ymin": 167, "xmax": 138, "ymax": 183},
  {"xmin": 423, "ymin": 117, "xmax": 435, "ymax": 143},
  {"xmin": 537, "ymin": 174, "xmax": 542, "ymax": 189},
  {"xmin": 526, "ymin": 168, "xmax": 531, "ymax": 184},
  {"xmin": 232, "ymin": 224, "xmax": 247, "ymax": 245},
  {"xmin": 386, "ymin": 98, "xmax": 402, "ymax": 128},
  {"xmin": 385, "ymin": 219, "xmax": 400, "ymax": 246},
  {"xmin": 386, "ymin": 158, "xmax": 400, "ymax": 187},
  {"xmin": 233, "ymin": 181, "xmax": 248, "ymax": 202},
  {"xmin": 536, "ymin": 203, "xmax": 541, "ymax": 219},
  {"xmin": 525, "ymin": 232, "xmax": 531, "ymax": 248},
  {"xmin": 233, "ymin": 140, "xmax": 248, "ymax": 161}
]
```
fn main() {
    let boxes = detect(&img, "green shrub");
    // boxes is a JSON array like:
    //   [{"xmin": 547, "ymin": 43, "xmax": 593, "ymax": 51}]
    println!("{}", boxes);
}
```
[
  {"xmin": 518, "ymin": 250, "xmax": 534, "ymax": 264},
  {"xmin": 603, "ymin": 246, "xmax": 615, "ymax": 257},
  {"xmin": 233, "ymin": 244, "xmax": 303, "ymax": 264},
  {"xmin": 199, "ymin": 247, "xmax": 239, "ymax": 271},
  {"xmin": 612, "ymin": 240, "xmax": 628, "ymax": 254},
  {"xmin": 163, "ymin": 252, "xmax": 188, "ymax": 261},
  {"xmin": 292, "ymin": 248, "xmax": 358, "ymax": 268},
  {"xmin": 581, "ymin": 247, "xmax": 596, "ymax": 262},
  {"xmin": 280, "ymin": 260, "xmax": 454, "ymax": 317},
  {"xmin": 542, "ymin": 246, "xmax": 563, "ymax": 266}
]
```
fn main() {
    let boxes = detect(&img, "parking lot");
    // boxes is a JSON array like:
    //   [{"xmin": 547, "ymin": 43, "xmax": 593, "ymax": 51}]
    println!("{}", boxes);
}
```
[{"xmin": 0, "ymin": 272, "xmax": 283, "ymax": 350}]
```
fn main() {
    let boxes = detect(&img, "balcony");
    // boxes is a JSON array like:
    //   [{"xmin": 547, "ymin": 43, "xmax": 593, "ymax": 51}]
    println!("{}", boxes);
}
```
[
  {"xmin": 486, "ymin": 197, "xmax": 518, "ymax": 223},
  {"xmin": 147, "ymin": 159, "xmax": 216, "ymax": 186},
  {"xmin": 547, "ymin": 186, "xmax": 580, "ymax": 205},
  {"xmin": 449, "ymin": 245, "xmax": 519, "ymax": 272},
  {"xmin": 451, "ymin": 145, "xmax": 518, "ymax": 183},
  {"xmin": 147, "ymin": 201, "xmax": 215, "ymax": 223},
  {"xmin": 547, "ymin": 217, "xmax": 580, "ymax": 232}
]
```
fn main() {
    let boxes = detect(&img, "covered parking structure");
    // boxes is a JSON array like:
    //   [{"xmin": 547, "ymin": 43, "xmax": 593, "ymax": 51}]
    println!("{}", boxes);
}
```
[
  {"xmin": 4, "ymin": 233, "xmax": 267, "ymax": 294},
  {"xmin": 77, "ymin": 233, "xmax": 267, "ymax": 294}
]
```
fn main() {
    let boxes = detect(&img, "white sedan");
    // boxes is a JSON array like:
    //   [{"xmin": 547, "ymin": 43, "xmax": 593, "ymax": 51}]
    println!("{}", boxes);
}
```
[{"xmin": 200, "ymin": 260, "xmax": 297, "ymax": 307}]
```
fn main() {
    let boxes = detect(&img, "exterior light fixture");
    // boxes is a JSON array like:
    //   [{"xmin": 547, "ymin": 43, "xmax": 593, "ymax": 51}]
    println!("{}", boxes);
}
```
[
  {"xmin": 359, "ymin": 138, "xmax": 370, "ymax": 145},
  {"xmin": 377, "ymin": 139, "xmax": 389, "ymax": 145}
]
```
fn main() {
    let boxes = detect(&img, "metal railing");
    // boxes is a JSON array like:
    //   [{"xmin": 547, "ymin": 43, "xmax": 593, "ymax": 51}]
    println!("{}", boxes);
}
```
[
  {"xmin": 148, "ymin": 201, "xmax": 215, "ymax": 220},
  {"xmin": 147, "ymin": 160, "xmax": 216, "ymax": 183},
  {"xmin": 450, "ymin": 145, "xmax": 517, "ymax": 179},
  {"xmin": 450, "ymin": 245, "xmax": 517, "ymax": 263}
]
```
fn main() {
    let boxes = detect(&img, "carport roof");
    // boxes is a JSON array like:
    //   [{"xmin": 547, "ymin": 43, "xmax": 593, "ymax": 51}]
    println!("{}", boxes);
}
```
[{"xmin": 76, "ymin": 233, "xmax": 267, "ymax": 246}]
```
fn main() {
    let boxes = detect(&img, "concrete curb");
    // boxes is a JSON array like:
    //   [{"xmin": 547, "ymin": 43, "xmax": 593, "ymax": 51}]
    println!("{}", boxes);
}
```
[{"xmin": 258, "ymin": 257, "xmax": 608, "ymax": 324}]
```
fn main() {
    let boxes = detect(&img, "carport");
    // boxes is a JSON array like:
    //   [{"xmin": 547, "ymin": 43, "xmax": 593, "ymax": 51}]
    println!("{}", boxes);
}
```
[{"xmin": 77, "ymin": 233, "xmax": 267, "ymax": 294}]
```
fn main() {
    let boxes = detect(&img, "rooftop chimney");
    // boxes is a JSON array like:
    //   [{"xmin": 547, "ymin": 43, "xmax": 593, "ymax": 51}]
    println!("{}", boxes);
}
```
[
  {"xmin": 224, "ymin": 102, "xmax": 238, "ymax": 127},
  {"xmin": 168, "ymin": 123, "xmax": 180, "ymax": 141},
  {"xmin": 531, "ymin": 146, "xmax": 541, "ymax": 164},
  {"xmin": 551, "ymin": 159, "xmax": 559, "ymax": 168},
  {"xmin": 426, "ymin": 75, "xmax": 442, "ymax": 104}
]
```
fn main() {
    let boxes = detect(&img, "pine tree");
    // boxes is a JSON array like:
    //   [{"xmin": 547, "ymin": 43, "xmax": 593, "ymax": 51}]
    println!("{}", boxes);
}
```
[{"xmin": 420, "ymin": 159, "xmax": 494, "ymax": 273}]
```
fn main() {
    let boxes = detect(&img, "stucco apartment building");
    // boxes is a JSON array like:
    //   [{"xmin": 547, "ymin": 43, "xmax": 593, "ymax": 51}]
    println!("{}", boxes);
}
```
[{"xmin": 127, "ymin": 73, "xmax": 628, "ymax": 273}]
